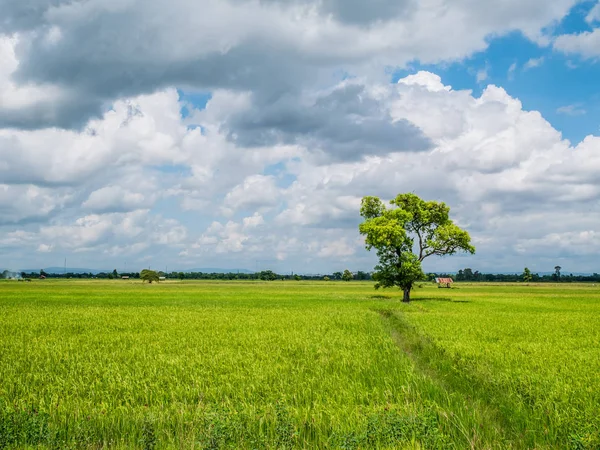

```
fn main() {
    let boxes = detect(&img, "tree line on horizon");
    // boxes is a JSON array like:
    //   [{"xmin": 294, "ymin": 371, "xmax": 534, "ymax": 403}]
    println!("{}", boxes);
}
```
[
  {"xmin": 12, "ymin": 269, "xmax": 373, "ymax": 281},
  {"xmin": 11, "ymin": 267, "xmax": 599, "ymax": 283}
]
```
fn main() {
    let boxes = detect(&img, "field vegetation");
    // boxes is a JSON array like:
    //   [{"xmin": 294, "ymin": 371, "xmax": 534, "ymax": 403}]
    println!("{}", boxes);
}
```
[{"xmin": 0, "ymin": 280, "xmax": 598, "ymax": 449}]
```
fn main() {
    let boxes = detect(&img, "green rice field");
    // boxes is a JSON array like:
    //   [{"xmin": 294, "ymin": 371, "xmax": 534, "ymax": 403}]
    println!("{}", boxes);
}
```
[{"xmin": 0, "ymin": 280, "xmax": 599, "ymax": 449}]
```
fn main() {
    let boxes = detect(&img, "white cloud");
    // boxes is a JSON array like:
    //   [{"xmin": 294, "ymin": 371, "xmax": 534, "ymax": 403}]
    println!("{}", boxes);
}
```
[
  {"xmin": 556, "ymin": 104, "xmax": 586, "ymax": 116},
  {"xmin": 222, "ymin": 175, "xmax": 280, "ymax": 215},
  {"xmin": 318, "ymin": 238, "xmax": 357, "ymax": 258},
  {"xmin": 243, "ymin": 213, "xmax": 266, "ymax": 229},
  {"xmin": 0, "ymin": 0, "xmax": 581, "ymax": 128},
  {"xmin": 195, "ymin": 221, "xmax": 249, "ymax": 254},
  {"xmin": 507, "ymin": 62, "xmax": 518, "ymax": 79},
  {"xmin": 0, "ymin": 184, "xmax": 72, "ymax": 224},
  {"xmin": 83, "ymin": 186, "xmax": 149, "ymax": 212},
  {"xmin": 20, "ymin": 210, "xmax": 188, "ymax": 261},
  {"xmin": 586, "ymin": 2, "xmax": 600, "ymax": 23},
  {"xmin": 398, "ymin": 72, "xmax": 451, "ymax": 92},
  {"xmin": 37, "ymin": 244, "xmax": 54, "ymax": 253},
  {"xmin": 476, "ymin": 65, "xmax": 489, "ymax": 83},
  {"xmin": 523, "ymin": 56, "xmax": 545, "ymax": 70},
  {"xmin": 2, "ymin": 55, "xmax": 600, "ymax": 272},
  {"xmin": 554, "ymin": 28, "xmax": 600, "ymax": 59}
]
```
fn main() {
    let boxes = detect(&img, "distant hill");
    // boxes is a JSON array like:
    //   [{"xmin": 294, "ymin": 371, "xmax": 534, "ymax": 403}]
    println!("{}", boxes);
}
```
[
  {"xmin": 185, "ymin": 268, "xmax": 254, "ymax": 274},
  {"xmin": 20, "ymin": 267, "xmax": 107, "ymax": 275}
]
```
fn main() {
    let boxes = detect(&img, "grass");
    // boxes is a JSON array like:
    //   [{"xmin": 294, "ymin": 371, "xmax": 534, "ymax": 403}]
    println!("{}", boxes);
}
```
[{"xmin": 0, "ymin": 280, "xmax": 598, "ymax": 448}]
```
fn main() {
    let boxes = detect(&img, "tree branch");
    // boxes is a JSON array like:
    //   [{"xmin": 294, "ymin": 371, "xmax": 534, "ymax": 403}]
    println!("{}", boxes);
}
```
[{"xmin": 415, "ymin": 228, "xmax": 424, "ymax": 261}]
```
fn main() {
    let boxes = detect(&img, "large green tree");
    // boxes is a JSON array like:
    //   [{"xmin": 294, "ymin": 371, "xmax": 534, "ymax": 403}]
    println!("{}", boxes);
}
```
[
  {"xmin": 359, "ymin": 193, "xmax": 475, "ymax": 302},
  {"xmin": 522, "ymin": 267, "xmax": 533, "ymax": 283},
  {"xmin": 140, "ymin": 269, "xmax": 160, "ymax": 283}
]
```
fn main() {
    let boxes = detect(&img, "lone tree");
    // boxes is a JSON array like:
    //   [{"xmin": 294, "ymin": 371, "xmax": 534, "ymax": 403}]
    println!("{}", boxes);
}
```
[
  {"xmin": 342, "ymin": 269, "xmax": 354, "ymax": 282},
  {"xmin": 522, "ymin": 267, "xmax": 532, "ymax": 283},
  {"xmin": 553, "ymin": 265, "xmax": 562, "ymax": 281},
  {"xmin": 359, "ymin": 193, "xmax": 475, "ymax": 302},
  {"xmin": 141, "ymin": 269, "xmax": 160, "ymax": 283}
]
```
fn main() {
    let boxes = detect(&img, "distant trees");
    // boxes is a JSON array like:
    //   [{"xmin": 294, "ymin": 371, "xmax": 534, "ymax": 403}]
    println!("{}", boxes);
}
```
[
  {"xmin": 16, "ymin": 267, "xmax": 600, "ymax": 284},
  {"xmin": 259, "ymin": 270, "xmax": 277, "ymax": 281},
  {"xmin": 141, "ymin": 269, "xmax": 160, "ymax": 283},
  {"xmin": 342, "ymin": 270, "xmax": 354, "ymax": 282},
  {"xmin": 359, "ymin": 193, "xmax": 475, "ymax": 302},
  {"xmin": 455, "ymin": 268, "xmax": 483, "ymax": 282},
  {"xmin": 553, "ymin": 266, "xmax": 562, "ymax": 282}
]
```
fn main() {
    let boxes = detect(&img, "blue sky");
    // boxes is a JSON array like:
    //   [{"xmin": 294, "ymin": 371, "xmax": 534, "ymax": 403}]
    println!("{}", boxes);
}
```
[
  {"xmin": 394, "ymin": 15, "xmax": 600, "ymax": 145},
  {"xmin": 1, "ymin": 0, "xmax": 600, "ymax": 274}
]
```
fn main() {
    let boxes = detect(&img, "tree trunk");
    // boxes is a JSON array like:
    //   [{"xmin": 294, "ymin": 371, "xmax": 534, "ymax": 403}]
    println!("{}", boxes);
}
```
[{"xmin": 402, "ymin": 287, "xmax": 411, "ymax": 303}]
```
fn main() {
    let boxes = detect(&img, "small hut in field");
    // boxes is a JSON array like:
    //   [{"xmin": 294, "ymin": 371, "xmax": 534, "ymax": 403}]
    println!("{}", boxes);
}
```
[{"xmin": 435, "ymin": 277, "xmax": 453, "ymax": 288}]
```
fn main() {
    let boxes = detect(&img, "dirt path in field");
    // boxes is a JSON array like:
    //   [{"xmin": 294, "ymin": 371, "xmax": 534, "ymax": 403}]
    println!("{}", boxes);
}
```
[{"xmin": 376, "ymin": 309, "xmax": 521, "ymax": 450}]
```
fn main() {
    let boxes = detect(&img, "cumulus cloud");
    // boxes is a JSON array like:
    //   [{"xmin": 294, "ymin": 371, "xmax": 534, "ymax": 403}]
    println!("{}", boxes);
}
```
[
  {"xmin": 2, "ymin": 0, "xmax": 600, "ymax": 273},
  {"xmin": 223, "ymin": 83, "xmax": 432, "ymax": 161},
  {"xmin": 0, "ymin": 0, "xmax": 580, "ymax": 128},
  {"xmin": 83, "ymin": 186, "xmax": 150, "ymax": 213},
  {"xmin": 554, "ymin": 29, "xmax": 600, "ymax": 58},
  {"xmin": 222, "ymin": 175, "xmax": 281, "ymax": 214},
  {"xmin": 318, "ymin": 238, "xmax": 357, "ymax": 258},
  {"xmin": 554, "ymin": 3, "xmax": 600, "ymax": 59},
  {"xmin": 3, "ymin": 66, "xmax": 600, "ymax": 272},
  {"xmin": 0, "ymin": 184, "xmax": 72, "ymax": 224}
]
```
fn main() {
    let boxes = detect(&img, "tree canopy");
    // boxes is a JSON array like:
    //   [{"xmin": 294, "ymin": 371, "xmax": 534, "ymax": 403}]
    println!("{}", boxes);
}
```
[
  {"xmin": 342, "ymin": 270, "xmax": 354, "ymax": 282},
  {"xmin": 359, "ymin": 193, "xmax": 475, "ymax": 302},
  {"xmin": 140, "ymin": 269, "xmax": 160, "ymax": 283}
]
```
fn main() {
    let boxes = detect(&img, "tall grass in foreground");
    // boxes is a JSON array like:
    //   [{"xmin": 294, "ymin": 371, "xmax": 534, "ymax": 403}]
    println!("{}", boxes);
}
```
[
  {"xmin": 390, "ymin": 283, "xmax": 600, "ymax": 449},
  {"xmin": 0, "ymin": 280, "xmax": 598, "ymax": 448}
]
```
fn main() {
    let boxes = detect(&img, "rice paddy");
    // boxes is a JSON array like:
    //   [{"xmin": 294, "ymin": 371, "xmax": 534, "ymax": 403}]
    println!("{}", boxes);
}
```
[{"xmin": 0, "ymin": 280, "xmax": 598, "ymax": 449}]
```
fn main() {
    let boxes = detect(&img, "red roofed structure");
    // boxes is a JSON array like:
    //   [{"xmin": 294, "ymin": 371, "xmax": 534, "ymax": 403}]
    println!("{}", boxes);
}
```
[{"xmin": 435, "ymin": 277, "xmax": 453, "ymax": 288}]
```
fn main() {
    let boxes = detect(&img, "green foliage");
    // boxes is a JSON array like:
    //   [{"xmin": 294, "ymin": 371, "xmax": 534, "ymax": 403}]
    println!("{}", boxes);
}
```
[
  {"xmin": 258, "ymin": 270, "xmax": 277, "ymax": 281},
  {"xmin": 359, "ymin": 193, "xmax": 475, "ymax": 301},
  {"xmin": 523, "ymin": 267, "xmax": 533, "ymax": 283},
  {"xmin": 139, "ymin": 417, "xmax": 157, "ymax": 450},
  {"xmin": 140, "ymin": 269, "xmax": 159, "ymax": 283},
  {"xmin": 342, "ymin": 269, "xmax": 353, "ymax": 282},
  {"xmin": 0, "ymin": 401, "xmax": 50, "ymax": 448},
  {"xmin": 554, "ymin": 265, "xmax": 562, "ymax": 281}
]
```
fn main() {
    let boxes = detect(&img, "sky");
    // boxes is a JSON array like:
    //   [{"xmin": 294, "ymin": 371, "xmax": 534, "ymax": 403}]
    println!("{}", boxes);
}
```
[{"xmin": 1, "ymin": 0, "xmax": 600, "ymax": 274}]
